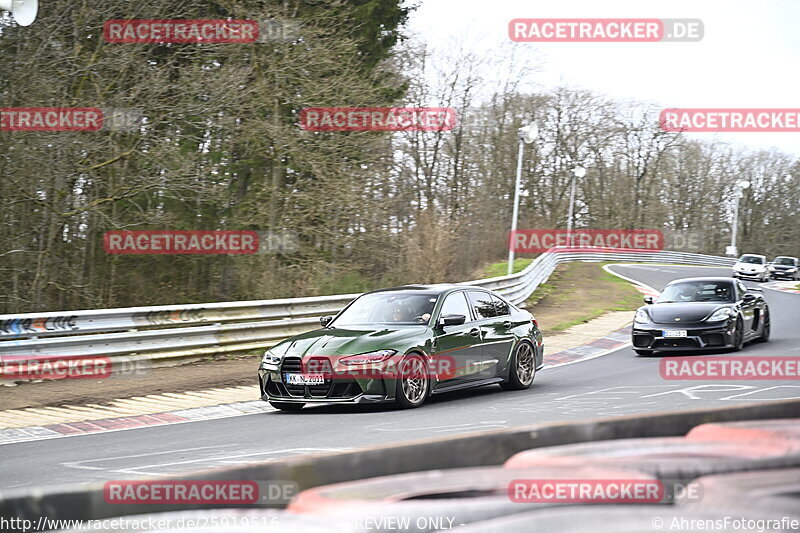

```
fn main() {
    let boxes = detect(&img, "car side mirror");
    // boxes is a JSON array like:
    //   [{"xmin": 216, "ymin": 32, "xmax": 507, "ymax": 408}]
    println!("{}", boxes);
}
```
[
  {"xmin": 320, "ymin": 315, "xmax": 333, "ymax": 327},
  {"xmin": 742, "ymin": 294, "xmax": 756, "ymax": 302},
  {"xmin": 438, "ymin": 314, "xmax": 466, "ymax": 327},
  {"xmin": 643, "ymin": 296, "xmax": 654, "ymax": 304}
]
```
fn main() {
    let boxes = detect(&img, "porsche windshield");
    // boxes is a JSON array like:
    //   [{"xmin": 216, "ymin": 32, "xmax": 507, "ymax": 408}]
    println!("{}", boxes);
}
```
[
  {"xmin": 774, "ymin": 257, "xmax": 795, "ymax": 265},
  {"xmin": 657, "ymin": 281, "xmax": 735, "ymax": 303},
  {"xmin": 332, "ymin": 292, "xmax": 439, "ymax": 326}
]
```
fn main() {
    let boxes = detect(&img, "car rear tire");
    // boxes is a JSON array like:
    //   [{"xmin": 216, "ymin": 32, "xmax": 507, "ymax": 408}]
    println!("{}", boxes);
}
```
[
  {"xmin": 269, "ymin": 401, "xmax": 305, "ymax": 411},
  {"xmin": 394, "ymin": 353, "xmax": 429, "ymax": 409},
  {"xmin": 634, "ymin": 349, "xmax": 653, "ymax": 356},
  {"xmin": 500, "ymin": 341, "xmax": 536, "ymax": 391}
]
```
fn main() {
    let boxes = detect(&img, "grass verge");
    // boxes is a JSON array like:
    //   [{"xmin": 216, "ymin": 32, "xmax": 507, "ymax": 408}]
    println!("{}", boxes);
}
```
[
  {"xmin": 481, "ymin": 258, "xmax": 533, "ymax": 278},
  {"xmin": 524, "ymin": 262, "xmax": 643, "ymax": 335}
]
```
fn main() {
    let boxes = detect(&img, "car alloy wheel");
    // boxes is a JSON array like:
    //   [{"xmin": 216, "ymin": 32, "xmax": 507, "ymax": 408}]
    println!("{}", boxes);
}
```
[
  {"xmin": 501, "ymin": 341, "xmax": 535, "ymax": 390},
  {"xmin": 395, "ymin": 353, "xmax": 429, "ymax": 408}
]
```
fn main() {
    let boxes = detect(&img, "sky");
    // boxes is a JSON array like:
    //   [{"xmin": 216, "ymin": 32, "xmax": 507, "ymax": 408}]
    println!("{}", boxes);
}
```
[{"xmin": 406, "ymin": 0, "xmax": 800, "ymax": 156}]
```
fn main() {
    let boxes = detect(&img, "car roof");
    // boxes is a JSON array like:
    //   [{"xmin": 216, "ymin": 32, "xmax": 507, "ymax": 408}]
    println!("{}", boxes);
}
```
[
  {"xmin": 665, "ymin": 277, "xmax": 737, "ymax": 285},
  {"xmin": 739, "ymin": 254, "xmax": 765, "ymax": 258},
  {"xmin": 364, "ymin": 284, "xmax": 461, "ymax": 296},
  {"xmin": 774, "ymin": 256, "xmax": 798, "ymax": 260},
  {"xmin": 363, "ymin": 284, "xmax": 494, "ymax": 297}
]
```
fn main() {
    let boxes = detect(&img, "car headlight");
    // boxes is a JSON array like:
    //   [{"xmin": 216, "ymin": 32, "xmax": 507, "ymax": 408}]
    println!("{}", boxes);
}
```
[
  {"xmin": 340, "ymin": 349, "xmax": 397, "ymax": 365},
  {"xmin": 768, "ymin": 265, "xmax": 776, "ymax": 271},
  {"xmin": 786, "ymin": 268, "xmax": 797, "ymax": 273},
  {"xmin": 262, "ymin": 350, "xmax": 282, "ymax": 365},
  {"xmin": 634, "ymin": 309, "xmax": 650, "ymax": 323},
  {"xmin": 706, "ymin": 308, "xmax": 734, "ymax": 322}
]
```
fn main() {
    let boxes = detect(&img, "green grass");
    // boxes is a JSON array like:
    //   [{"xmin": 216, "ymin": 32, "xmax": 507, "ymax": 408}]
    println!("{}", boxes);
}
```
[
  {"xmin": 482, "ymin": 258, "xmax": 533, "ymax": 278},
  {"xmin": 548, "ymin": 269, "xmax": 643, "ymax": 331}
]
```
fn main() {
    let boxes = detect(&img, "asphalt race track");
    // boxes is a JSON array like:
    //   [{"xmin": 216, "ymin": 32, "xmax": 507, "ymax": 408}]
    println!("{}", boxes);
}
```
[{"xmin": 1, "ymin": 264, "xmax": 798, "ymax": 491}]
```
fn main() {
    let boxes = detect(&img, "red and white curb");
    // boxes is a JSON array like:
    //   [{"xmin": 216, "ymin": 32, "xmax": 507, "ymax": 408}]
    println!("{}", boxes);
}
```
[
  {"xmin": 764, "ymin": 281, "xmax": 800, "ymax": 294},
  {"xmin": 0, "ymin": 400, "xmax": 274, "ymax": 445}
]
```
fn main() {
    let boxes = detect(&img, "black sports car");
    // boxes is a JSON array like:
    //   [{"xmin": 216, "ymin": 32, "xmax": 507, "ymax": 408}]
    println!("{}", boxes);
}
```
[
  {"xmin": 631, "ymin": 277, "xmax": 769, "ymax": 355},
  {"xmin": 258, "ymin": 285, "xmax": 544, "ymax": 410}
]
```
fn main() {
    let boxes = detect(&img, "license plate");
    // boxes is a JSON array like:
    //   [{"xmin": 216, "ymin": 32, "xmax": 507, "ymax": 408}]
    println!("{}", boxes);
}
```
[
  {"xmin": 663, "ymin": 330, "xmax": 688, "ymax": 338},
  {"xmin": 283, "ymin": 373, "xmax": 325, "ymax": 385}
]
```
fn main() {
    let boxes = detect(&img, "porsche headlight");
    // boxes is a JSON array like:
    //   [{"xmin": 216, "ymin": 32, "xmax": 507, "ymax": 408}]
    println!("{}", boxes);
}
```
[
  {"xmin": 706, "ymin": 308, "xmax": 734, "ymax": 322},
  {"xmin": 340, "ymin": 349, "xmax": 397, "ymax": 366},
  {"xmin": 634, "ymin": 309, "xmax": 650, "ymax": 324}
]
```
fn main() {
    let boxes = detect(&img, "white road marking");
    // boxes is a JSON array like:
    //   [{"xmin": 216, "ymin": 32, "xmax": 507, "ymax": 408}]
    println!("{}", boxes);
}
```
[
  {"xmin": 61, "ymin": 445, "xmax": 228, "ymax": 470},
  {"xmin": 109, "ymin": 448, "xmax": 349, "ymax": 476}
]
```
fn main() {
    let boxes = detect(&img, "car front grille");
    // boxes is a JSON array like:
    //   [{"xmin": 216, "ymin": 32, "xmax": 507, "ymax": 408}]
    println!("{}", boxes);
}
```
[
  {"xmin": 633, "ymin": 334, "xmax": 653, "ymax": 348},
  {"xmin": 654, "ymin": 338, "xmax": 698, "ymax": 348},
  {"xmin": 700, "ymin": 333, "xmax": 725, "ymax": 346}
]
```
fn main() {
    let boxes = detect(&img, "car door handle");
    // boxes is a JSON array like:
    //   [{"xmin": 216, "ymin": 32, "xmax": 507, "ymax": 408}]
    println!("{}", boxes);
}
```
[
  {"xmin": 469, "ymin": 328, "xmax": 480, "ymax": 337},
  {"xmin": 502, "ymin": 320, "xmax": 513, "ymax": 328}
]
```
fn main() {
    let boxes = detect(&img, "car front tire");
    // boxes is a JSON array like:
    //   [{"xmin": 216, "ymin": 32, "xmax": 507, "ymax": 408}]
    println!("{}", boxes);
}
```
[
  {"xmin": 757, "ymin": 310, "xmax": 770, "ymax": 343},
  {"xmin": 394, "ymin": 353, "xmax": 429, "ymax": 409},
  {"xmin": 730, "ymin": 318, "xmax": 745, "ymax": 352}
]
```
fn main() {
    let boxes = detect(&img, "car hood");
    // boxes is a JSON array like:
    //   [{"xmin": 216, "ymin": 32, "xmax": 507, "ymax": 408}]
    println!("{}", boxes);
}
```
[
  {"xmin": 274, "ymin": 326, "xmax": 429, "ymax": 357},
  {"xmin": 772, "ymin": 264, "xmax": 795, "ymax": 270},
  {"xmin": 646, "ymin": 302, "xmax": 730, "ymax": 324},
  {"xmin": 734, "ymin": 262, "xmax": 764, "ymax": 270}
]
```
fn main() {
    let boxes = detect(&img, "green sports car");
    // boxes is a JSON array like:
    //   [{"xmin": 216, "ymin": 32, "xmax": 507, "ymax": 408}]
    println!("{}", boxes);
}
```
[{"xmin": 258, "ymin": 284, "xmax": 544, "ymax": 410}]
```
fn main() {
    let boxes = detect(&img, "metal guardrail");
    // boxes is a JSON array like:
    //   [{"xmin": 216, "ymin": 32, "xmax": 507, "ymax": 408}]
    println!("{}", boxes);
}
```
[{"xmin": 0, "ymin": 248, "xmax": 735, "ymax": 363}]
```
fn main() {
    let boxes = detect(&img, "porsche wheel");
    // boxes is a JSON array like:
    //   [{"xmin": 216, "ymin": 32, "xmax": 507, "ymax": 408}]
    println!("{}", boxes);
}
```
[{"xmin": 731, "ymin": 317, "xmax": 745, "ymax": 352}]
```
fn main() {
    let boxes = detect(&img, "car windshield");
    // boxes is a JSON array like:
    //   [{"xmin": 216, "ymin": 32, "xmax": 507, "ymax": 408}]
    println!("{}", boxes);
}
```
[
  {"xmin": 332, "ymin": 292, "xmax": 438, "ymax": 326},
  {"xmin": 774, "ymin": 257, "xmax": 795, "ymax": 265},
  {"xmin": 657, "ymin": 281, "xmax": 735, "ymax": 303},
  {"xmin": 738, "ymin": 255, "xmax": 764, "ymax": 264}
]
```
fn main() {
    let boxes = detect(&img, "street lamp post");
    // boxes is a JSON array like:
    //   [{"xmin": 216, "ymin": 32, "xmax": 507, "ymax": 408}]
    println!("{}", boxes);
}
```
[
  {"xmin": 566, "ymin": 166, "xmax": 586, "ymax": 247},
  {"xmin": 727, "ymin": 180, "xmax": 751, "ymax": 257},
  {"xmin": 507, "ymin": 123, "xmax": 538, "ymax": 276},
  {"xmin": 0, "ymin": 0, "xmax": 38, "ymax": 26}
]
